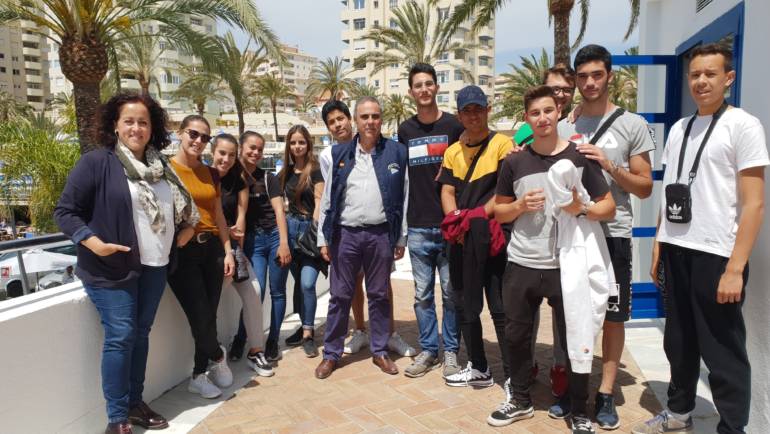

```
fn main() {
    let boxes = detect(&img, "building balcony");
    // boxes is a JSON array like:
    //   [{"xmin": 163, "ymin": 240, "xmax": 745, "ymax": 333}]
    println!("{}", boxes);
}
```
[
  {"xmin": 21, "ymin": 46, "xmax": 41, "ymax": 57},
  {"xmin": 24, "ymin": 61, "xmax": 42, "ymax": 70},
  {"xmin": 25, "ymin": 74, "xmax": 42, "ymax": 84},
  {"xmin": 20, "ymin": 33, "xmax": 39, "ymax": 43},
  {"xmin": 26, "ymin": 87, "xmax": 44, "ymax": 97}
]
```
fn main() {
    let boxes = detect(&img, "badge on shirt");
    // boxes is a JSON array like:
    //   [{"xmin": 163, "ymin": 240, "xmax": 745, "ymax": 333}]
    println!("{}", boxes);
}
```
[{"xmin": 387, "ymin": 163, "xmax": 400, "ymax": 174}]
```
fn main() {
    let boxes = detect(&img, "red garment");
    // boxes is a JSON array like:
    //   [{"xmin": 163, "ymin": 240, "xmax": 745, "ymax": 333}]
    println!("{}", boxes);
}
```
[{"xmin": 441, "ymin": 206, "xmax": 506, "ymax": 257}]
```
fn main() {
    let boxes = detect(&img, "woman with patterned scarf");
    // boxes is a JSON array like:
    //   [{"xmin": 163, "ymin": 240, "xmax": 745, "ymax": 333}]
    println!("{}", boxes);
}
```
[{"xmin": 55, "ymin": 93, "xmax": 199, "ymax": 434}]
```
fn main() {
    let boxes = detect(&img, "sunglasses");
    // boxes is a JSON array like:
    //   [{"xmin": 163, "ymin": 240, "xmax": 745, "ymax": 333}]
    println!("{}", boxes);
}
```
[{"xmin": 185, "ymin": 129, "xmax": 212, "ymax": 143}]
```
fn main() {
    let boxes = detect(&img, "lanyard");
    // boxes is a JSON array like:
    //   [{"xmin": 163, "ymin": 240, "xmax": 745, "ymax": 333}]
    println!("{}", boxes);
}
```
[{"xmin": 675, "ymin": 102, "xmax": 728, "ymax": 184}]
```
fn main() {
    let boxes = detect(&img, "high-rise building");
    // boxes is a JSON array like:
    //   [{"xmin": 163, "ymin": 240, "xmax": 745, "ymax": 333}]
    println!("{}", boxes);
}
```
[
  {"xmin": 340, "ymin": 0, "xmax": 495, "ymax": 110},
  {"xmin": 0, "ymin": 21, "xmax": 50, "ymax": 112},
  {"xmin": 254, "ymin": 43, "xmax": 319, "ymax": 111},
  {"xmin": 48, "ymin": 16, "xmax": 219, "ymax": 115}
]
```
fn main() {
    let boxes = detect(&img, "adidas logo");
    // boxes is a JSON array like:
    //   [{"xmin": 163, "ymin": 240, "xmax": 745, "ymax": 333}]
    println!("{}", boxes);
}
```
[{"xmin": 668, "ymin": 203, "xmax": 683, "ymax": 220}]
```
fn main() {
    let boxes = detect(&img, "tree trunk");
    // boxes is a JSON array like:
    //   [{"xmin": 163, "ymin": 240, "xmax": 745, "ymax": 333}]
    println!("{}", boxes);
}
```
[
  {"xmin": 553, "ymin": 11, "xmax": 571, "ymax": 66},
  {"xmin": 236, "ymin": 102, "xmax": 245, "ymax": 136},
  {"xmin": 72, "ymin": 82, "xmax": 103, "ymax": 154},
  {"xmin": 271, "ymin": 100, "xmax": 279, "ymax": 141},
  {"xmin": 197, "ymin": 103, "xmax": 205, "ymax": 116},
  {"xmin": 139, "ymin": 79, "xmax": 150, "ymax": 96}
]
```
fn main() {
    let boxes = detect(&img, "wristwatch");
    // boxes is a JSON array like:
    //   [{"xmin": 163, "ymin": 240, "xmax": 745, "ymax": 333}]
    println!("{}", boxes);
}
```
[{"xmin": 577, "ymin": 201, "xmax": 594, "ymax": 218}]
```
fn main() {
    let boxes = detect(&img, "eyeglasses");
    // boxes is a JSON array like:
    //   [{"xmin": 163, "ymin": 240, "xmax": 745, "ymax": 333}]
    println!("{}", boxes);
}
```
[
  {"xmin": 550, "ymin": 86, "xmax": 575, "ymax": 96},
  {"xmin": 185, "ymin": 129, "xmax": 212, "ymax": 143}
]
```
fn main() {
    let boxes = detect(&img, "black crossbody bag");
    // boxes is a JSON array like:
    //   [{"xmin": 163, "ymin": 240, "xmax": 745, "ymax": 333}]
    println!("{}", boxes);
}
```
[{"xmin": 665, "ymin": 103, "xmax": 727, "ymax": 223}]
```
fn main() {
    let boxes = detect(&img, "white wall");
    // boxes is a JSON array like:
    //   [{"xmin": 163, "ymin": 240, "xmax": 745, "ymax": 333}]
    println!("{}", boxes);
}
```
[
  {"xmin": 639, "ymin": 1, "xmax": 770, "ymax": 432},
  {"xmin": 0, "ymin": 272, "xmax": 328, "ymax": 434}
]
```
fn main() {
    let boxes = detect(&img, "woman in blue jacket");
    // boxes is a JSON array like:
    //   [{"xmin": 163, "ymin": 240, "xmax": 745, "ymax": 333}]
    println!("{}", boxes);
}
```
[{"xmin": 54, "ymin": 93, "xmax": 198, "ymax": 434}]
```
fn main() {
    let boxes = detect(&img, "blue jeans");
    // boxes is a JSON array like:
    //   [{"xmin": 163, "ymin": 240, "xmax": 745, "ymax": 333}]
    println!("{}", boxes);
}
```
[
  {"xmin": 408, "ymin": 227, "xmax": 459, "ymax": 356},
  {"xmin": 287, "ymin": 215, "xmax": 320, "ymax": 329},
  {"xmin": 244, "ymin": 226, "xmax": 289, "ymax": 343},
  {"xmin": 84, "ymin": 265, "xmax": 167, "ymax": 423}
]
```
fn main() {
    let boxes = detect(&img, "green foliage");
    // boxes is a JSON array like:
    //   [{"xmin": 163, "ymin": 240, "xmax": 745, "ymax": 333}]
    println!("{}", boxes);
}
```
[
  {"xmin": 170, "ymin": 64, "xmax": 230, "ymax": 115},
  {"xmin": 0, "ymin": 91, "xmax": 32, "ymax": 122},
  {"xmin": 253, "ymin": 74, "xmax": 295, "ymax": 140},
  {"xmin": 359, "ymin": 1, "xmax": 475, "ymax": 80},
  {"xmin": 306, "ymin": 57, "xmax": 358, "ymax": 101},
  {"xmin": 496, "ymin": 49, "xmax": 552, "ymax": 121},
  {"xmin": 381, "ymin": 94, "xmax": 415, "ymax": 133},
  {"xmin": 0, "ymin": 114, "xmax": 79, "ymax": 233},
  {"xmin": 50, "ymin": 92, "xmax": 78, "ymax": 135},
  {"xmin": 609, "ymin": 47, "xmax": 639, "ymax": 111}
]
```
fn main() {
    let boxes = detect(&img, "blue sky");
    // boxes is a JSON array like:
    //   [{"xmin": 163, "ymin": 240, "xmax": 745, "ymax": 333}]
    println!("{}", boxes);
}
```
[{"xmin": 238, "ymin": 0, "xmax": 639, "ymax": 74}]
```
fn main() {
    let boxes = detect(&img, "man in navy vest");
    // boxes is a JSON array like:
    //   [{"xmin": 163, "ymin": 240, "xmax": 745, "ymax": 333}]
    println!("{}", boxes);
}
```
[{"xmin": 315, "ymin": 96, "xmax": 409, "ymax": 379}]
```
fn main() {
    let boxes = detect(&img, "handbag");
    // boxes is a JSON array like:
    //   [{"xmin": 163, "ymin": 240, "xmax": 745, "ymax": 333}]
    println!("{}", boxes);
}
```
[{"xmin": 296, "ymin": 221, "xmax": 322, "ymax": 259}]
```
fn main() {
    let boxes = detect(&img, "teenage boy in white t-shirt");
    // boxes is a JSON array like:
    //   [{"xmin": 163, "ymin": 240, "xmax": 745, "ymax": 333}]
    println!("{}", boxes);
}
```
[{"xmin": 633, "ymin": 44, "xmax": 768, "ymax": 434}]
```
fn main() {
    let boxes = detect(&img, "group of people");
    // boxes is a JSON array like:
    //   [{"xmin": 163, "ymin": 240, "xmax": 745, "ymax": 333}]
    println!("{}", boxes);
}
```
[{"xmin": 54, "ymin": 41, "xmax": 764, "ymax": 434}]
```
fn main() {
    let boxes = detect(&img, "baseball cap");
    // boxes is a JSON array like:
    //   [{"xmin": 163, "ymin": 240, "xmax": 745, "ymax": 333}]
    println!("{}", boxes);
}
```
[{"xmin": 456, "ymin": 85, "xmax": 488, "ymax": 111}]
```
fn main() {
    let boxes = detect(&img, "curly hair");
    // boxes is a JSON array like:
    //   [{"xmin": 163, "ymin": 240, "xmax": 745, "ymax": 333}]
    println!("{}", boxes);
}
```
[{"xmin": 97, "ymin": 92, "xmax": 171, "ymax": 150}]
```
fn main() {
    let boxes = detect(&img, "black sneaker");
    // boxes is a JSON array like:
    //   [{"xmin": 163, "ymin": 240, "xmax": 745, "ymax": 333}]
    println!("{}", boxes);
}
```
[
  {"xmin": 265, "ymin": 339, "xmax": 282, "ymax": 361},
  {"xmin": 302, "ymin": 336, "xmax": 319, "ymax": 358},
  {"xmin": 595, "ymin": 392, "xmax": 620, "ymax": 430},
  {"xmin": 570, "ymin": 414, "xmax": 596, "ymax": 434},
  {"xmin": 284, "ymin": 328, "xmax": 303, "ymax": 347},
  {"xmin": 486, "ymin": 399, "xmax": 534, "ymax": 427},
  {"xmin": 246, "ymin": 351, "xmax": 275, "ymax": 377},
  {"xmin": 548, "ymin": 394, "xmax": 571, "ymax": 419},
  {"xmin": 229, "ymin": 336, "xmax": 245, "ymax": 361}
]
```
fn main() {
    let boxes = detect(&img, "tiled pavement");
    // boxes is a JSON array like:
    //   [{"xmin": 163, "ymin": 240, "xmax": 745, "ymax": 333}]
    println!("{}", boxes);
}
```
[{"xmin": 187, "ymin": 278, "xmax": 662, "ymax": 434}]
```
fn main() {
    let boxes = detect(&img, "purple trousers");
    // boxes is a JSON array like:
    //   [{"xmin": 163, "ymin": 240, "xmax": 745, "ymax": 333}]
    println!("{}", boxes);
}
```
[{"xmin": 323, "ymin": 225, "xmax": 393, "ymax": 361}]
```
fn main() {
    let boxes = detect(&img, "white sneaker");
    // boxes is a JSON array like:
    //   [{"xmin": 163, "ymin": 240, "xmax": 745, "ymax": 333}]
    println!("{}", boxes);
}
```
[
  {"xmin": 188, "ymin": 373, "xmax": 222, "ymax": 399},
  {"xmin": 246, "ymin": 351, "xmax": 275, "ymax": 377},
  {"xmin": 445, "ymin": 362, "xmax": 494, "ymax": 388},
  {"xmin": 209, "ymin": 345, "xmax": 233, "ymax": 388},
  {"xmin": 388, "ymin": 332, "xmax": 417, "ymax": 357},
  {"xmin": 343, "ymin": 329, "xmax": 368, "ymax": 354}
]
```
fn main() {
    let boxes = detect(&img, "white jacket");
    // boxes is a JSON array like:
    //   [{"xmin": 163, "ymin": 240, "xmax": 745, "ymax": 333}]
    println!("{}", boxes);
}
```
[{"xmin": 545, "ymin": 159, "xmax": 617, "ymax": 374}]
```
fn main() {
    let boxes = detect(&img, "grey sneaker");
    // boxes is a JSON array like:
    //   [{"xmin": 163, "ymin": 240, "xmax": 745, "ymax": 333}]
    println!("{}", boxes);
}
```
[
  {"xmin": 442, "ymin": 351, "xmax": 461, "ymax": 378},
  {"xmin": 631, "ymin": 411, "xmax": 694, "ymax": 434},
  {"xmin": 388, "ymin": 332, "xmax": 417, "ymax": 357},
  {"xmin": 404, "ymin": 351, "xmax": 440, "ymax": 378}
]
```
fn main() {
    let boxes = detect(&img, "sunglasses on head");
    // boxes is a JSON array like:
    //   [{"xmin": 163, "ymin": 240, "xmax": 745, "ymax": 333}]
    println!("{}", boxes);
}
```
[{"xmin": 185, "ymin": 129, "xmax": 212, "ymax": 143}]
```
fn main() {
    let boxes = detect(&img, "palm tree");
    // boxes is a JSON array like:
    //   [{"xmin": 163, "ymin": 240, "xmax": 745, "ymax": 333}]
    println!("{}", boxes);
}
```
[
  {"xmin": 381, "ymin": 94, "xmax": 415, "ymax": 133},
  {"xmin": 169, "ymin": 64, "xmax": 230, "ymax": 116},
  {"xmin": 496, "ymin": 49, "xmax": 552, "ymax": 121},
  {"xmin": 0, "ymin": 113, "xmax": 79, "ymax": 232},
  {"xmin": 359, "ymin": 1, "xmax": 475, "ymax": 79},
  {"xmin": 0, "ymin": 0, "xmax": 282, "ymax": 154},
  {"xmin": 442, "ymin": 0, "xmax": 640, "ymax": 65},
  {"xmin": 0, "ymin": 91, "xmax": 32, "ymax": 122},
  {"xmin": 49, "ymin": 92, "xmax": 78, "ymax": 134},
  {"xmin": 253, "ymin": 74, "xmax": 295, "ymax": 141},
  {"xmin": 306, "ymin": 57, "xmax": 358, "ymax": 102},
  {"xmin": 202, "ymin": 32, "xmax": 268, "ymax": 135},
  {"xmin": 113, "ymin": 28, "xmax": 165, "ymax": 97},
  {"xmin": 349, "ymin": 83, "xmax": 381, "ymax": 100},
  {"xmin": 296, "ymin": 93, "xmax": 319, "ymax": 114},
  {"xmin": 609, "ymin": 47, "xmax": 639, "ymax": 111}
]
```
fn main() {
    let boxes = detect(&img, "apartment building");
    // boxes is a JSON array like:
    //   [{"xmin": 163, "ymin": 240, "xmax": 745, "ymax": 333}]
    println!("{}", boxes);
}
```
[
  {"xmin": 340, "ymin": 0, "xmax": 495, "ymax": 110},
  {"xmin": 48, "ymin": 16, "xmax": 220, "ymax": 115},
  {"xmin": 0, "ymin": 21, "xmax": 50, "ymax": 112},
  {"xmin": 253, "ymin": 43, "xmax": 319, "ymax": 112}
]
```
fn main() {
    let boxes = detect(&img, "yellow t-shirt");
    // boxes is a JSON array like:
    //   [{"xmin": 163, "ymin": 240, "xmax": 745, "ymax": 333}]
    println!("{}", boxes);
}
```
[{"xmin": 170, "ymin": 159, "xmax": 219, "ymax": 234}]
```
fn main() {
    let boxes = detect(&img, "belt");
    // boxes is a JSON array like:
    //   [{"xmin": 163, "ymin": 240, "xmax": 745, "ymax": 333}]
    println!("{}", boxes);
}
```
[{"xmin": 193, "ymin": 231, "xmax": 214, "ymax": 244}]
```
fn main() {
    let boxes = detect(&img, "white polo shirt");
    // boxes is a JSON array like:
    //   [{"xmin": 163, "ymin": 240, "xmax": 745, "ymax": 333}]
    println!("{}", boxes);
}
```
[{"xmin": 657, "ymin": 107, "xmax": 769, "ymax": 257}]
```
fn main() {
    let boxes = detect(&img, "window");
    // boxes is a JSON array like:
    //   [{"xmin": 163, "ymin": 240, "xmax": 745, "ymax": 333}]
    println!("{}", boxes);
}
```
[
  {"xmin": 389, "ymin": 79, "xmax": 399, "ymax": 88},
  {"xmin": 389, "ymin": 19, "xmax": 398, "ymax": 28},
  {"xmin": 437, "ymin": 8, "xmax": 450, "ymax": 20},
  {"xmin": 159, "ymin": 41, "xmax": 167, "ymax": 50},
  {"xmin": 454, "ymin": 69, "xmax": 464, "ymax": 81},
  {"xmin": 374, "ymin": 0, "xmax": 379, "ymax": 7},
  {"xmin": 454, "ymin": 50, "xmax": 465, "ymax": 60},
  {"xmin": 353, "ymin": 18, "xmax": 366, "ymax": 30},
  {"xmin": 190, "ymin": 17, "xmax": 203, "ymax": 26},
  {"xmin": 437, "ymin": 93, "xmax": 449, "ymax": 104},
  {"xmin": 21, "ymin": 42, "xmax": 37, "ymax": 49},
  {"xmin": 354, "ymin": 77, "xmax": 366, "ymax": 86},
  {"xmin": 27, "ymin": 82, "xmax": 42, "ymax": 89},
  {"xmin": 437, "ymin": 71, "xmax": 448, "ymax": 84},
  {"xmin": 389, "ymin": 0, "xmax": 398, "ymax": 8},
  {"xmin": 479, "ymin": 56, "xmax": 489, "ymax": 66},
  {"xmin": 24, "ymin": 55, "xmax": 39, "ymax": 62},
  {"xmin": 373, "ymin": 20, "xmax": 379, "ymax": 28},
  {"xmin": 12, "ymin": 69, "xmax": 20, "ymax": 75},
  {"xmin": 12, "ymin": 55, "xmax": 19, "ymax": 61},
  {"xmin": 437, "ymin": 52, "xmax": 449, "ymax": 63},
  {"xmin": 0, "ymin": 53, "xmax": 4, "ymax": 59},
  {"xmin": 354, "ymin": 0, "xmax": 365, "ymax": 9},
  {"xmin": 390, "ymin": 63, "xmax": 399, "ymax": 69},
  {"xmin": 479, "ymin": 76, "xmax": 489, "ymax": 85},
  {"xmin": 374, "ymin": 79, "xmax": 380, "ymax": 87},
  {"xmin": 353, "ymin": 39, "xmax": 367, "ymax": 51},
  {"xmin": 0, "ymin": 67, "xmax": 5, "ymax": 73},
  {"xmin": 27, "ymin": 96, "xmax": 42, "ymax": 103}
]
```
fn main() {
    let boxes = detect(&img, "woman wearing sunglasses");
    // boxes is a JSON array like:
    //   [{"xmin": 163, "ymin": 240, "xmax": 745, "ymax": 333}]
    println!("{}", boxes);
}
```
[
  {"xmin": 54, "ymin": 93, "xmax": 199, "ymax": 433},
  {"xmin": 235, "ymin": 131, "xmax": 291, "ymax": 362},
  {"xmin": 210, "ymin": 133, "xmax": 274, "ymax": 377},
  {"xmin": 278, "ymin": 125, "xmax": 325, "ymax": 357},
  {"xmin": 168, "ymin": 115, "xmax": 235, "ymax": 399}
]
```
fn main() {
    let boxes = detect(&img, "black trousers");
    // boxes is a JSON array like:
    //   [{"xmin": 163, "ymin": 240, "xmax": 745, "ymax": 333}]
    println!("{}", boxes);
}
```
[
  {"xmin": 168, "ymin": 237, "xmax": 226, "ymax": 375},
  {"xmin": 661, "ymin": 243, "xmax": 750, "ymax": 434},
  {"xmin": 502, "ymin": 262, "xmax": 589, "ymax": 413},
  {"xmin": 448, "ymin": 219, "xmax": 508, "ymax": 377}
]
